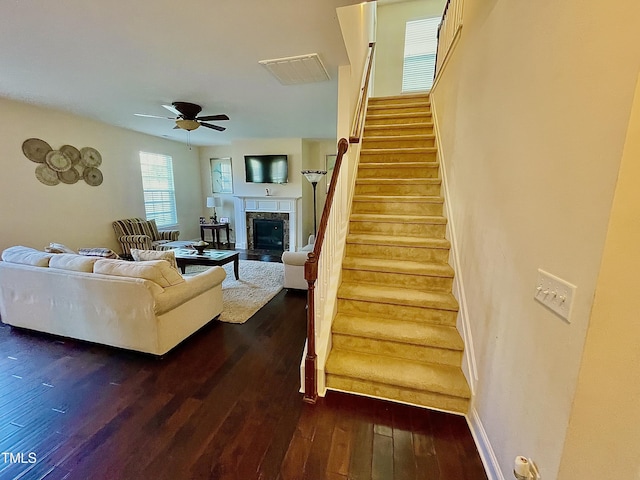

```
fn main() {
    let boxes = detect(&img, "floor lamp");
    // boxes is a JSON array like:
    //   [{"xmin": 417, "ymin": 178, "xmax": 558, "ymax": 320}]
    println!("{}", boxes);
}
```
[{"xmin": 301, "ymin": 170, "xmax": 326, "ymax": 237}]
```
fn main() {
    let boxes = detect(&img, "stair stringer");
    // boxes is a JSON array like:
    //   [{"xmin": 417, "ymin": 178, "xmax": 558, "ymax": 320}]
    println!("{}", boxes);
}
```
[{"xmin": 430, "ymin": 95, "xmax": 479, "ymax": 393}]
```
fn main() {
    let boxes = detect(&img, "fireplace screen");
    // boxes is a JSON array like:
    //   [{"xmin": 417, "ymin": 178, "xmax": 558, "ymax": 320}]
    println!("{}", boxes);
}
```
[{"xmin": 253, "ymin": 219, "xmax": 284, "ymax": 251}]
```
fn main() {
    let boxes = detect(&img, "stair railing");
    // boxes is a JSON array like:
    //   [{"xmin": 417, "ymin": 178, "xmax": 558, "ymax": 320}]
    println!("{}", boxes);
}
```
[
  {"xmin": 303, "ymin": 42, "xmax": 376, "ymax": 404},
  {"xmin": 435, "ymin": 0, "xmax": 463, "ymax": 81}
]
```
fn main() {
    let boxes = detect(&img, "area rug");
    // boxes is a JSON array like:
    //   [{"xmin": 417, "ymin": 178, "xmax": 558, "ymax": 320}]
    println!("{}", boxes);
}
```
[{"xmin": 185, "ymin": 260, "xmax": 284, "ymax": 324}]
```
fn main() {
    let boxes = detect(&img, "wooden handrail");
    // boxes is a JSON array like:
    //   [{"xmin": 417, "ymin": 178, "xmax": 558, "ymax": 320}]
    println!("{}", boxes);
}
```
[
  {"xmin": 303, "ymin": 40, "xmax": 376, "ymax": 404},
  {"xmin": 349, "ymin": 42, "xmax": 376, "ymax": 144}
]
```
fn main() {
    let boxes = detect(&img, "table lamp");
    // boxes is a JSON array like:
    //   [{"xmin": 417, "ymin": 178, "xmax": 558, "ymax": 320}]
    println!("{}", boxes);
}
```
[{"xmin": 206, "ymin": 196, "xmax": 222, "ymax": 223}]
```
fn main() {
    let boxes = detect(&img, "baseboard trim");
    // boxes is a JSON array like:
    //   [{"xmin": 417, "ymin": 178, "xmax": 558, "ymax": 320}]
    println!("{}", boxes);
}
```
[{"xmin": 468, "ymin": 406, "xmax": 504, "ymax": 480}]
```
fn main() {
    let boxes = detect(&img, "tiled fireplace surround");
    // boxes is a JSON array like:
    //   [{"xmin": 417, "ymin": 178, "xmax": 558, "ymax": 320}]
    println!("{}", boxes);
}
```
[{"xmin": 233, "ymin": 196, "xmax": 300, "ymax": 252}]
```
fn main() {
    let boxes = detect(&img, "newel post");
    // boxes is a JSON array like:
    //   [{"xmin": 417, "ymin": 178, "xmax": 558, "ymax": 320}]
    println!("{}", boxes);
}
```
[{"xmin": 303, "ymin": 252, "xmax": 318, "ymax": 404}]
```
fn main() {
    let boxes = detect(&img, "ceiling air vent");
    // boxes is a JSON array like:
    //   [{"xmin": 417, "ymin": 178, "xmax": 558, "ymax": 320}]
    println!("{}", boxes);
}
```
[{"xmin": 259, "ymin": 53, "xmax": 330, "ymax": 85}]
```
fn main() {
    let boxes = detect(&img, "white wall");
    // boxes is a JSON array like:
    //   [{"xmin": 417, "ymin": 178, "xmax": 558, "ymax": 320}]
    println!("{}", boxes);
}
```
[
  {"xmin": 0, "ymin": 97, "xmax": 202, "ymax": 254},
  {"xmin": 374, "ymin": 0, "xmax": 445, "ymax": 97},
  {"xmin": 430, "ymin": 0, "xmax": 640, "ymax": 477}
]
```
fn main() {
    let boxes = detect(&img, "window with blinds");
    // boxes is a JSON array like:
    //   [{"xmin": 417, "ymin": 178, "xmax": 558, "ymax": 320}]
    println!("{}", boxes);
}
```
[
  {"xmin": 402, "ymin": 17, "xmax": 441, "ymax": 93},
  {"xmin": 139, "ymin": 152, "xmax": 177, "ymax": 228}
]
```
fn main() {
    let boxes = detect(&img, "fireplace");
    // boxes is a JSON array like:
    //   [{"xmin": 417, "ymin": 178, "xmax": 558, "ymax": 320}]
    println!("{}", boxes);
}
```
[
  {"xmin": 253, "ymin": 219, "xmax": 284, "ymax": 251},
  {"xmin": 234, "ymin": 196, "xmax": 300, "ymax": 251}
]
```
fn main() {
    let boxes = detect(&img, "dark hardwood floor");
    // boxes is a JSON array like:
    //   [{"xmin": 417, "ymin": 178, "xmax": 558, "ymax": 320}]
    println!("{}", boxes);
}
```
[{"xmin": 0, "ymin": 285, "xmax": 487, "ymax": 479}]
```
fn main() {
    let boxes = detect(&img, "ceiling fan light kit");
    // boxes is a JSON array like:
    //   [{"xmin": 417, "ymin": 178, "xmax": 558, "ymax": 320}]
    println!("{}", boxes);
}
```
[{"xmin": 135, "ymin": 101, "xmax": 229, "ymax": 140}]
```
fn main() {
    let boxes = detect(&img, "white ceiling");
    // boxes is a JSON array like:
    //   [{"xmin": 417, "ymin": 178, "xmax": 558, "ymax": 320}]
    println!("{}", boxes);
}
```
[{"xmin": 0, "ymin": 0, "xmax": 364, "ymax": 146}]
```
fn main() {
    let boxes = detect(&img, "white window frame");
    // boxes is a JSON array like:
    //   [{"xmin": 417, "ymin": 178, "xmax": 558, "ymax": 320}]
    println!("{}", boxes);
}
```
[
  {"xmin": 139, "ymin": 152, "xmax": 178, "ymax": 228},
  {"xmin": 402, "ymin": 17, "xmax": 441, "ymax": 93}
]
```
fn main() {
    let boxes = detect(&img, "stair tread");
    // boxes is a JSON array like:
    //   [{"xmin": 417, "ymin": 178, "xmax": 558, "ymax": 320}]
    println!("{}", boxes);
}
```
[
  {"xmin": 356, "ymin": 178, "xmax": 441, "ymax": 185},
  {"xmin": 342, "ymin": 257, "xmax": 454, "ymax": 277},
  {"xmin": 346, "ymin": 233, "xmax": 450, "ymax": 248},
  {"xmin": 365, "ymin": 122, "xmax": 434, "ymax": 130},
  {"xmin": 333, "ymin": 313, "xmax": 463, "ymax": 350},
  {"xmin": 353, "ymin": 195, "xmax": 444, "ymax": 203},
  {"xmin": 338, "ymin": 282, "xmax": 459, "ymax": 311},
  {"xmin": 369, "ymin": 94, "xmax": 430, "ymax": 103},
  {"xmin": 363, "ymin": 134, "xmax": 436, "ymax": 141},
  {"xmin": 361, "ymin": 147, "xmax": 437, "ymax": 155},
  {"xmin": 366, "ymin": 112, "xmax": 433, "ymax": 120},
  {"xmin": 326, "ymin": 349, "xmax": 470, "ymax": 399},
  {"xmin": 349, "ymin": 213, "xmax": 446, "ymax": 224},
  {"xmin": 359, "ymin": 162, "xmax": 438, "ymax": 169}
]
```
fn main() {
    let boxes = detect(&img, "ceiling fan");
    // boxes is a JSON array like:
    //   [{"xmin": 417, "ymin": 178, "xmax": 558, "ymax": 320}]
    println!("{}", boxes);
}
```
[{"xmin": 135, "ymin": 101, "xmax": 229, "ymax": 132}]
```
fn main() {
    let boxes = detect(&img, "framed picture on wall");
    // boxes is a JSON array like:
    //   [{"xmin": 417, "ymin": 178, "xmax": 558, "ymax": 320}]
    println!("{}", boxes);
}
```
[
  {"xmin": 325, "ymin": 154, "xmax": 337, "ymax": 193},
  {"xmin": 211, "ymin": 157, "xmax": 233, "ymax": 194}
]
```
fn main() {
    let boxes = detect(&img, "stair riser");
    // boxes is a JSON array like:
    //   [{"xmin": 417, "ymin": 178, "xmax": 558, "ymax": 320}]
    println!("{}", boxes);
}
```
[
  {"xmin": 364, "ymin": 125, "xmax": 434, "ymax": 136},
  {"xmin": 349, "ymin": 221, "xmax": 447, "ymax": 237},
  {"xmin": 352, "ymin": 201, "xmax": 443, "ymax": 216},
  {"xmin": 326, "ymin": 376, "xmax": 469, "ymax": 414},
  {"xmin": 368, "ymin": 105, "xmax": 431, "ymax": 115},
  {"xmin": 366, "ymin": 114, "xmax": 432, "ymax": 126},
  {"xmin": 360, "ymin": 152, "xmax": 437, "ymax": 163},
  {"xmin": 332, "ymin": 334, "xmax": 462, "ymax": 366},
  {"xmin": 341, "ymin": 269, "xmax": 453, "ymax": 292},
  {"xmin": 355, "ymin": 183, "xmax": 442, "ymax": 196},
  {"xmin": 362, "ymin": 137, "xmax": 435, "ymax": 149},
  {"xmin": 337, "ymin": 298, "xmax": 458, "ymax": 326},
  {"xmin": 358, "ymin": 165, "xmax": 439, "ymax": 179}
]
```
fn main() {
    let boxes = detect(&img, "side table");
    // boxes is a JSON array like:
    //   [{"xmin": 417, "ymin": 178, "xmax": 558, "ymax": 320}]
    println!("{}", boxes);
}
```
[{"xmin": 200, "ymin": 223, "xmax": 230, "ymax": 248}]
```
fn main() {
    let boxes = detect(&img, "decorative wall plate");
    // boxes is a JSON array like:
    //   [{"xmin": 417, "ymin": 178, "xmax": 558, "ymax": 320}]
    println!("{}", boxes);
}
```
[
  {"xmin": 80, "ymin": 147, "xmax": 102, "ymax": 167},
  {"xmin": 83, "ymin": 167, "xmax": 103, "ymax": 186},
  {"xmin": 45, "ymin": 150, "xmax": 73, "ymax": 172},
  {"xmin": 58, "ymin": 167, "xmax": 80, "ymax": 184},
  {"xmin": 35, "ymin": 164, "xmax": 60, "ymax": 186},
  {"xmin": 60, "ymin": 145, "xmax": 81, "ymax": 165},
  {"xmin": 22, "ymin": 138, "xmax": 52, "ymax": 163}
]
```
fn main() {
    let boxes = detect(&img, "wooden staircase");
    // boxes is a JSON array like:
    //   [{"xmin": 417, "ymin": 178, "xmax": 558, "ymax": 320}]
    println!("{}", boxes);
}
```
[{"xmin": 324, "ymin": 93, "xmax": 471, "ymax": 414}]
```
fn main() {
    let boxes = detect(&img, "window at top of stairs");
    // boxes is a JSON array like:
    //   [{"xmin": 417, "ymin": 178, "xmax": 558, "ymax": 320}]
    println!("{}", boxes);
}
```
[{"xmin": 402, "ymin": 17, "xmax": 440, "ymax": 93}]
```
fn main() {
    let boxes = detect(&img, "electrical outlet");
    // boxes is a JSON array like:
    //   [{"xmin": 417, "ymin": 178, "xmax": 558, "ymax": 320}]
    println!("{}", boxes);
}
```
[{"xmin": 534, "ymin": 269, "xmax": 576, "ymax": 322}]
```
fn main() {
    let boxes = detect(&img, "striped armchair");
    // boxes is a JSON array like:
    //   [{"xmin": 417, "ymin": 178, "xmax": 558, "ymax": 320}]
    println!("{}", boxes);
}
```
[{"xmin": 112, "ymin": 218, "xmax": 180, "ymax": 256}]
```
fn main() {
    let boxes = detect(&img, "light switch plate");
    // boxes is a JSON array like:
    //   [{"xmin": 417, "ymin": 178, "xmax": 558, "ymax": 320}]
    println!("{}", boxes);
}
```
[{"xmin": 534, "ymin": 269, "xmax": 576, "ymax": 322}]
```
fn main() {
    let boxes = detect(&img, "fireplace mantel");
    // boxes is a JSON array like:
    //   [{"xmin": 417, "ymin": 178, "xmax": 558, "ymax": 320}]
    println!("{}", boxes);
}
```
[{"xmin": 233, "ymin": 196, "xmax": 301, "ymax": 251}]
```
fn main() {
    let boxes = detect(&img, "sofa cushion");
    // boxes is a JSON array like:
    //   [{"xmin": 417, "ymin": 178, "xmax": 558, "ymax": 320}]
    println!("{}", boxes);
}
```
[
  {"xmin": 78, "ymin": 247, "xmax": 120, "ymax": 259},
  {"xmin": 1, "ymin": 246, "xmax": 53, "ymax": 267},
  {"xmin": 94, "ymin": 259, "xmax": 185, "ymax": 288},
  {"xmin": 44, "ymin": 242, "xmax": 76, "ymax": 254},
  {"xmin": 131, "ymin": 248, "xmax": 178, "ymax": 271},
  {"xmin": 49, "ymin": 253, "xmax": 99, "ymax": 273}
]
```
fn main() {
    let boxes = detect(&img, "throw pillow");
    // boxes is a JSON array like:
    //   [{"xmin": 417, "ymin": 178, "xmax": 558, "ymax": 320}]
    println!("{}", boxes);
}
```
[
  {"xmin": 131, "ymin": 248, "xmax": 178, "ymax": 271},
  {"xmin": 45, "ymin": 242, "xmax": 75, "ymax": 254},
  {"xmin": 78, "ymin": 247, "xmax": 120, "ymax": 259}
]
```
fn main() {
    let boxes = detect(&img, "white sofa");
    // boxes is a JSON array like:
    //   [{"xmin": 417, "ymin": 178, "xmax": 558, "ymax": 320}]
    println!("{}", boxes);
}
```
[
  {"xmin": 0, "ymin": 246, "xmax": 226, "ymax": 355},
  {"xmin": 281, "ymin": 235, "xmax": 315, "ymax": 290}
]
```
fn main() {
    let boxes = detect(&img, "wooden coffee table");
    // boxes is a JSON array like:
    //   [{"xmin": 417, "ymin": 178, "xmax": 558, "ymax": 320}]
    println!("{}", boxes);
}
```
[{"xmin": 172, "ymin": 249, "xmax": 239, "ymax": 279}]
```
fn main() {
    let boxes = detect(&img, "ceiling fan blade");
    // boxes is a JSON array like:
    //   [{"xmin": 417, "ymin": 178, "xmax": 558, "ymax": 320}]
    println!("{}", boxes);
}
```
[
  {"xmin": 162, "ymin": 104, "xmax": 181, "ymax": 116},
  {"xmin": 134, "ymin": 113, "xmax": 175, "ymax": 119},
  {"xmin": 196, "ymin": 114, "xmax": 229, "ymax": 121},
  {"xmin": 200, "ymin": 122, "xmax": 226, "ymax": 132}
]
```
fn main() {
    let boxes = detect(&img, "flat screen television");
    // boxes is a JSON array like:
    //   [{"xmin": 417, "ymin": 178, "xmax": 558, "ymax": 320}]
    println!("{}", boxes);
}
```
[{"xmin": 244, "ymin": 154, "xmax": 288, "ymax": 184}]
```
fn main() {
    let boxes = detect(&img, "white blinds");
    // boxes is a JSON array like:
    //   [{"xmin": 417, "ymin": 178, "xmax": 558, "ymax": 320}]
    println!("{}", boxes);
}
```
[
  {"xmin": 402, "ymin": 17, "xmax": 441, "ymax": 92},
  {"xmin": 139, "ymin": 152, "xmax": 177, "ymax": 228}
]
